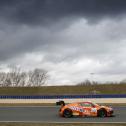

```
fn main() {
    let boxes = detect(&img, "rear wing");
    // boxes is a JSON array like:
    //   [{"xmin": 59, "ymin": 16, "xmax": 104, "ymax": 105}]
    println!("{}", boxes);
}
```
[{"xmin": 56, "ymin": 100, "xmax": 65, "ymax": 106}]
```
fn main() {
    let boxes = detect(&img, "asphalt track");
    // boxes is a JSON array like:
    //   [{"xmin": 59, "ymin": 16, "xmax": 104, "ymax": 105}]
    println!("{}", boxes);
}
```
[{"xmin": 0, "ymin": 106, "xmax": 125, "ymax": 123}]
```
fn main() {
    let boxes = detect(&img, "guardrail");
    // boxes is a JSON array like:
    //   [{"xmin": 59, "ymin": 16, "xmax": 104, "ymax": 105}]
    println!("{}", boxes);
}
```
[{"xmin": 0, "ymin": 94, "xmax": 126, "ymax": 99}]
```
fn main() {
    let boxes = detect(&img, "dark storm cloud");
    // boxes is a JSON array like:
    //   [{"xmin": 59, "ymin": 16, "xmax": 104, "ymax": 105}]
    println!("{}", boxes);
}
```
[
  {"xmin": 0, "ymin": 25, "xmax": 52, "ymax": 61},
  {"xmin": 0, "ymin": 0, "xmax": 126, "ymax": 25},
  {"xmin": 0, "ymin": 0, "xmax": 126, "ymax": 63}
]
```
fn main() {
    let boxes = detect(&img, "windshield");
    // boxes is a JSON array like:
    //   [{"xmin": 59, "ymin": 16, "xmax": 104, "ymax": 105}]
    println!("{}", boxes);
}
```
[
  {"xmin": 92, "ymin": 103, "xmax": 99, "ymax": 107},
  {"xmin": 80, "ymin": 102, "xmax": 99, "ymax": 107}
]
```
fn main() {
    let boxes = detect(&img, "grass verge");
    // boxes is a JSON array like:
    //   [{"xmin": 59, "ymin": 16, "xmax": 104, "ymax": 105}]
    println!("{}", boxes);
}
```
[{"xmin": 0, "ymin": 84, "xmax": 125, "ymax": 95}]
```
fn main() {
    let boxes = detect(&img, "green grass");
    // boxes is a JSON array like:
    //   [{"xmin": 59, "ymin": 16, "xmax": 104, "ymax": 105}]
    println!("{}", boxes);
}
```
[
  {"xmin": 0, "ymin": 123, "xmax": 125, "ymax": 126},
  {"xmin": 0, "ymin": 83, "xmax": 125, "ymax": 95}
]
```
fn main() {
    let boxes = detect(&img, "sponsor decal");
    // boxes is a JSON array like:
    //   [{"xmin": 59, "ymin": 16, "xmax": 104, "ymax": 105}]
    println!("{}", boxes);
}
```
[
  {"xmin": 69, "ymin": 106, "xmax": 84, "ymax": 112},
  {"xmin": 91, "ymin": 108, "xmax": 97, "ymax": 112}
]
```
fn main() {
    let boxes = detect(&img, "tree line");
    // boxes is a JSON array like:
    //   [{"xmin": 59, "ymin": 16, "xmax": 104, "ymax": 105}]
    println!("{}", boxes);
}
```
[{"xmin": 0, "ymin": 66, "xmax": 48, "ymax": 87}]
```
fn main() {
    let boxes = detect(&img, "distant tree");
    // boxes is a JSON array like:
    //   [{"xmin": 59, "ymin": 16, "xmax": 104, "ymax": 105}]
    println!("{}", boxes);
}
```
[
  {"xmin": 0, "ymin": 72, "xmax": 7, "ymax": 86},
  {"xmin": 19, "ymin": 72, "xmax": 27, "ymax": 87},
  {"xmin": 4, "ymin": 76, "xmax": 12, "ymax": 87},
  {"xmin": 0, "ymin": 65, "xmax": 48, "ymax": 87},
  {"xmin": 8, "ymin": 65, "xmax": 22, "ymax": 87},
  {"xmin": 27, "ymin": 68, "xmax": 48, "ymax": 87},
  {"xmin": 78, "ymin": 79, "xmax": 92, "ymax": 86},
  {"xmin": 77, "ymin": 79, "xmax": 98, "ymax": 86}
]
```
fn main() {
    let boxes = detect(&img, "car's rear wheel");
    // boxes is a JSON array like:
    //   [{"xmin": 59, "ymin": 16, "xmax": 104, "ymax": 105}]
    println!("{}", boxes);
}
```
[
  {"xmin": 63, "ymin": 109, "xmax": 72, "ymax": 118},
  {"xmin": 98, "ymin": 109, "xmax": 107, "ymax": 117}
]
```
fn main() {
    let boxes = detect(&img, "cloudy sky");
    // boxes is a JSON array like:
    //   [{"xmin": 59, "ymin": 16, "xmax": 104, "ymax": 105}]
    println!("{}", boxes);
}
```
[{"xmin": 0, "ymin": 0, "xmax": 126, "ymax": 85}]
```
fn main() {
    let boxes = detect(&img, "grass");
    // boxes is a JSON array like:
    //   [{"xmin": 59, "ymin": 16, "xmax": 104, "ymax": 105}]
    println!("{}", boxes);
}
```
[
  {"xmin": 0, "ymin": 83, "xmax": 125, "ymax": 95},
  {"xmin": 0, "ymin": 123, "xmax": 125, "ymax": 126}
]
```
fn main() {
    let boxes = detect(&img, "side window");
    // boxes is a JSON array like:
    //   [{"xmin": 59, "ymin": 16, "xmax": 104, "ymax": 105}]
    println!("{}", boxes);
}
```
[{"xmin": 80, "ymin": 103, "xmax": 92, "ymax": 107}]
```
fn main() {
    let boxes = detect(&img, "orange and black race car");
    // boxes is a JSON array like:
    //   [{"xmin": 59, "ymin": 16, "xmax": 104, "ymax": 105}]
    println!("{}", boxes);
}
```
[{"xmin": 56, "ymin": 101, "xmax": 114, "ymax": 118}]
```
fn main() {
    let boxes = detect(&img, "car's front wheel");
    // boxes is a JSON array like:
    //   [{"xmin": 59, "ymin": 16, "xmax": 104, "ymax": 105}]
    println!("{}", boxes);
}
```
[{"xmin": 63, "ymin": 109, "xmax": 73, "ymax": 118}]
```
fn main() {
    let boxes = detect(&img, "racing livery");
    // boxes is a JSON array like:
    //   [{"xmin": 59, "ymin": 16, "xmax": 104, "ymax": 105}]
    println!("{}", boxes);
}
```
[{"xmin": 56, "ymin": 101, "xmax": 114, "ymax": 118}]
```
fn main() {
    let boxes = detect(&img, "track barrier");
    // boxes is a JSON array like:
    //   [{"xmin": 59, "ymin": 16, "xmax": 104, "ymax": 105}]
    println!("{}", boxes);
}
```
[
  {"xmin": 0, "ymin": 94, "xmax": 126, "ymax": 104},
  {"xmin": 0, "ymin": 94, "xmax": 126, "ymax": 99}
]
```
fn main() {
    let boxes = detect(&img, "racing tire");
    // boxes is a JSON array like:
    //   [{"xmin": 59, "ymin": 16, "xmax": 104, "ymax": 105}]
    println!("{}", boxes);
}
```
[
  {"xmin": 97, "ymin": 109, "xmax": 107, "ymax": 117},
  {"xmin": 63, "ymin": 109, "xmax": 73, "ymax": 118}
]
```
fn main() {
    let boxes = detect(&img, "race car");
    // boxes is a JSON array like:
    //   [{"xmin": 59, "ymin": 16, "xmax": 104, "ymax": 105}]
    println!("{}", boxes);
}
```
[{"xmin": 56, "ymin": 101, "xmax": 114, "ymax": 118}]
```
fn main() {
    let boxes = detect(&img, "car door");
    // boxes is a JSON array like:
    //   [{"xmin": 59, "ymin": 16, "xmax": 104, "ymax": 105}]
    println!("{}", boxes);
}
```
[{"xmin": 80, "ymin": 102, "xmax": 94, "ymax": 116}]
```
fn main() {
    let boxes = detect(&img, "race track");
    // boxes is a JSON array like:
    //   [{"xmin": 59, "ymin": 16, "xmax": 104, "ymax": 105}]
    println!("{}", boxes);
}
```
[{"xmin": 0, "ymin": 106, "xmax": 125, "ymax": 123}]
